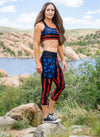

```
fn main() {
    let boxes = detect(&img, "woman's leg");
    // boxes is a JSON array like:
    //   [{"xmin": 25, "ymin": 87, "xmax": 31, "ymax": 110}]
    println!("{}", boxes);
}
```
[
  {"xmin": 41, "ymin": 78, "xmax": 52, "ymax": 118},
  {"xmin": 49, "ymin": 99, "xmax": 56, "ymax": 114},
  {"xmin": 49, "ymin": 58, "xmax": 65, "ymax": 113},
  {"xmin": 40, "ymin": 51, "xmax": 63, "ymax": 122},
  {"xmin": 41, "ymin": 105, "xmax": 49, "ymax": 118},
  {"xmin": 40, "ymin": 53, "xmax": 56, "ymax": 119}
]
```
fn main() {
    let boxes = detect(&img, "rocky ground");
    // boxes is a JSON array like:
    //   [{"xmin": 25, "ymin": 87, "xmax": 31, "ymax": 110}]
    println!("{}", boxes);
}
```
[{"xmin": 0, "ymin": 103, "xmax": 92, "ymax": 137}]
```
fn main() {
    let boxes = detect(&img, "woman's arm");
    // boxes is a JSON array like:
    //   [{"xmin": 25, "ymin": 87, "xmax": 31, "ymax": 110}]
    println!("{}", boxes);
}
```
[
  {"xmin": 33, "ymin": 23, "xmax": 43, "ymax": 74},
  {"xmin": 57, "ymin": 45, "xmax": 65, "ymax": 62},
  {"xmin": 57, "ymin": 45, "xmax": 67, "ymax": 72}
]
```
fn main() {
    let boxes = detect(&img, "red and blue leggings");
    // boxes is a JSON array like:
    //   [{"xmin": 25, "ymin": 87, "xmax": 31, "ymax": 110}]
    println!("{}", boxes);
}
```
[{"xmin": 40, "ymin": 51, "xmax": 65, "ymax": 105}]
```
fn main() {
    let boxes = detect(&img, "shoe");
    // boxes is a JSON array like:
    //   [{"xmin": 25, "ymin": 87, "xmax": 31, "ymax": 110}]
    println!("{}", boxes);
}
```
[
  {"xmin": 43, "ymin": 114, "xmax": 61, "ymax": 123},
  {"xmin": 49, "ymin": 113, "xmax": 56, "ymax": 120}
]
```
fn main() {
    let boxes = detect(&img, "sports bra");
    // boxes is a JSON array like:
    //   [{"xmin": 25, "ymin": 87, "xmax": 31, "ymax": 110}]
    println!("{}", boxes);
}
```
[{"xmin": 41, "ymin": 20, "xmax": 60, "ymax": 42}]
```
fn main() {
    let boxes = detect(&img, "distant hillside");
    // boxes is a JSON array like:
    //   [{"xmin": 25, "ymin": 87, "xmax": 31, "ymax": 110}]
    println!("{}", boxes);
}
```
[
  {"xmin": 0, "ymin": 26, "xmax": 33, "ymax": 35},
  {"xmin": 0, "ymin": 26, "xmax": 100, "ymax": 59},
  {"xmin": 65, "ymin": 29, "xmax": 100, "ymax": 57},
  {"xmin": 66, "ymin": 29, "xmax": 99, "ymax": 36}
]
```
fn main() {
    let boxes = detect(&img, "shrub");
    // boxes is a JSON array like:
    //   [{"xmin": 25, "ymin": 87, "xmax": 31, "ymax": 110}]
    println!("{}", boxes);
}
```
[
  {"xmin": 95, "ymin": 50, "xmax": 100, "ymax": 56},
  {"xmin": 18, "ymin": 51, "xmax": 22, "ymax": 56},
  {"xmin": 29, "ymin": 43, "xmax": 33, "ymax": 49},
  {"xmin": 0, "ymin": 59, "xmax": 99, "ymax": 115},
  {"xmin": 11, "ymin": 117, "xmax": 30, "ymax": 130},
  {"xmin": 56, "ymin": 58, "xmax": 100, "ymax": 110},
  {"xmin": 0, "ymin": 32, "xmax": 3, "ymax": 35},
  {"xmin": 6, "ymin": 48, "xmax": 15, "ymax": 56}
]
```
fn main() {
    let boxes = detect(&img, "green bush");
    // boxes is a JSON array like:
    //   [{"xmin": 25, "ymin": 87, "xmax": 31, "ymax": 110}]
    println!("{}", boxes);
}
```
[
  {"xmin": 75, "ymin": 47, "xmax": 86, "ymax": 54},
  {"xmin": 59, "ymin": 104, "xmax": 100, "ymax": 136},
  {"xmin": 0, "ymin": 59, "xmax": 100, "ymax": 115},
  {"xmin": 29, "ymin": 43, "xmax": 33, "ymax": 49},
  {"xmin": 18, "ymin": 50, "xmax": 22, "ymax": 56},
  {"xmin": 0, "ymin": 73, "xmax": 3, "ymax": 78},
  {"xmin": 0, "ymin": 41, "xmax": 5, "ymax": 48},
  {"xmin": 0, "ymin": 32, "xmax": 3, "ymax": 35},
  {"xmin": 95, "ymin": 50, "xmax": 100, "ymax": 56},
  {"xmin": 56, "ymin": 58, "xmax": 100, "ymax": 110},
  {"xmin": 6, "ymin": 48, "xmax": 15, "ymax": 56},
  {"xmin": 11, "ymin": 117, "xmax": 30, "ymax": 130},
  {"xmin": 25, "ymin": 53, "xmax": 30, "ymax": 56}
]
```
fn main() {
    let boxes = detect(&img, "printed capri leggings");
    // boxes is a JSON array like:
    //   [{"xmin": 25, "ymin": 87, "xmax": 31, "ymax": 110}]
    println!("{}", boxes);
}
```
[{"xmin": 40, "ymin": 51, "xmax": 65, "ymax": 105}]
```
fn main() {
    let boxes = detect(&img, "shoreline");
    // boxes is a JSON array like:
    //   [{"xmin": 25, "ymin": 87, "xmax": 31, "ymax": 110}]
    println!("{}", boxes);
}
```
[{"xmin": 0, "ymin": 55, "xmax": 92, "ymax": 61}]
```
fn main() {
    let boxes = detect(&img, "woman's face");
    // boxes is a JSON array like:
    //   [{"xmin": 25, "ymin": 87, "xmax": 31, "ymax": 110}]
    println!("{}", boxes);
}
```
[{"xmin": 44, "ymin": 4, "xmax": 55, "ymax": 19}]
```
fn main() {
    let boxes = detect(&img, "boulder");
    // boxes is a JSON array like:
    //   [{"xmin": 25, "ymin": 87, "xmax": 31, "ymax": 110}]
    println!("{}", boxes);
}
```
[
  {"xmin": 19, "ymin": 74, "xmax": 30, "ymax": 82},
  {"xmin": 0, "ymin": 74, "xmax": 30, "ymax": 87},
  {"xmin": 33, "ymin": 123, "xmax": 67, "ymax": 137},
  {"xmin": 24, "ymin": 135, "xmax": 33, "ymax": 137},
  {"xmin": 0, "ymin": 116, "xmax": 16, "ymax": 126},
  {"xmin": 78, "ymin": 53, "xmax": 87, "ymax": 59},
  {"xmin": 0, "ymin": 69, "xmax": 8, "ymax": 77},
  {"xmin": 69, "ymin": 125, "xmax": 91, "ymax": 136},
  {"xmin": 63, "ymin": 46, "xmax": 80, "ymax": 60},
  {"xmin": 23, "ymin": 127, "xmax": 37, "ymax": 137},
  {"xmin": 0, "ymin": 76, "xmax": 20, "ymax": 87},
  {"xmin": 5, "ymin": 103, "xmax": 43, "ymax": 127}
]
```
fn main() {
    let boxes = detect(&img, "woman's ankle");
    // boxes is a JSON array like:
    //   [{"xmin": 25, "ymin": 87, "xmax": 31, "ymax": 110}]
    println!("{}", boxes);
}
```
[
  {"xmin": 49, "ymin": 112, "xmax": 54, "ymax": 115},
  {"xmin": 44, "ymin": 114, "xmax": 49, "ymax": 118}
]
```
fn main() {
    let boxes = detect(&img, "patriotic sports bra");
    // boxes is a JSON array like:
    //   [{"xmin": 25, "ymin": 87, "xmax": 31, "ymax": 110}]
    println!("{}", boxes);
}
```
[{"xmin": 41, "ymin": 21, "xmax": 60, "ymax": 42}]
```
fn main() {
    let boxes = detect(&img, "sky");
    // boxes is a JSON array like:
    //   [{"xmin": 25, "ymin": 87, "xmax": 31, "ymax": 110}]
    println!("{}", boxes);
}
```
[{"xmin": 0, "ymin": 0, "xmax": 100, "ymax": 30}]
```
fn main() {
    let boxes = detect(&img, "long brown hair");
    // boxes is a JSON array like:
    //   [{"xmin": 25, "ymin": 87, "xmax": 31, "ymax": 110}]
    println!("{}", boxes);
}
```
[{"xmin": 34, "ymin": 2, "xmax": 66, "ymax": 45}]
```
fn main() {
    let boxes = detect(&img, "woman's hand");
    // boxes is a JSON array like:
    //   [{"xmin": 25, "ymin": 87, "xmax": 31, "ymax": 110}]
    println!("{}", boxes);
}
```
[
  {"xmin": 62, "ymin": 60, "xmax": 67, "ymax": 72},
  {"xmin": 36, "ymin": 62, "xmax": 43, "ymax": 74}
]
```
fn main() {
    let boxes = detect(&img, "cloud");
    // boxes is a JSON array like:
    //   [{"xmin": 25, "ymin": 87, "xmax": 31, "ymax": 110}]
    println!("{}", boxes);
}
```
[
  {"xmin": 0, "ymin": 10, "xmax": 38, "ymax": 29},
  {"xmin": 17, "ymin": 12, "xmax": 38, "ymax": 23},
  {"xmin": 63, "ymin": 17, "xmax": 81, "ymax": 24},
  {"xmin": 0, "ymin": 12, "xmax": 37, "ymax": 29},
  {"xmin": 83, "ymin": 15, "xmax": 92, "ymax": 20},
  {"xmin": 1, "ymin": 15, "xmax": 100, "ymax": 30},
  {"xmin": 0, "ymin": 17, "xmax": 24, "ymax": 29},
  {"xmin": 63, "ymin": 16, "xmax": 100, "ymax": 29},
  {"xmin": 0, "ymin": 0, "xmax": 22, "ymax": 6},
  {"xmin": 51, "ymin": 0, "xmax": 84, "ymax": 7},
  {"xmin": 0, "ymin": 5, "xmax": 15, "ymax": 12},
  {"xmin": 86, "ymin": 9, "xmax": 100, "ymax": 15}
]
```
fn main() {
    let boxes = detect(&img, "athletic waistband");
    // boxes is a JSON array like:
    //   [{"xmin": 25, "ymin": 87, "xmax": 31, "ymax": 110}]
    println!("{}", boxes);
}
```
[{"xmin": 41, "ymin": 51, "xmax": 57, "ymax": 58}]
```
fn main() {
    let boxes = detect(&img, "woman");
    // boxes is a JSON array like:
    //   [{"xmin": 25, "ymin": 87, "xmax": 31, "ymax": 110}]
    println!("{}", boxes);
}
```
[{"xmin": 33, "ymin": 2, "xmax": 67, "ymax": 123}]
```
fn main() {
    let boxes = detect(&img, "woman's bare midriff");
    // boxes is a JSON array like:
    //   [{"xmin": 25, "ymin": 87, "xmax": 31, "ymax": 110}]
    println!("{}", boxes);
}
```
[{"xmin": 42, "ymin": 40, "xmax": 58, "ymax": 53}]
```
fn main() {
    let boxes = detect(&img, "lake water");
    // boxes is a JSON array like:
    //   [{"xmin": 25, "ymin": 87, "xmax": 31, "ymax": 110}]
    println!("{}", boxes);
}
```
[{"xmin": 0, "ymin": 57, "xmax": 97, "ymax": 76}]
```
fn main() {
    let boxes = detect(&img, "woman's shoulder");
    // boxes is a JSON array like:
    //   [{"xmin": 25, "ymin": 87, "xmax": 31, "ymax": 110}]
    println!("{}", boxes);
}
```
[{"xmin": 35, "ymin": 21, "xmax": 45, "ymax": 31}]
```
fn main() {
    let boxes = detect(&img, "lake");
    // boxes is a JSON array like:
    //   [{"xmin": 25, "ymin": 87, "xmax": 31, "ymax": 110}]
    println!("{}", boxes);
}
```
[{"xmin": 0, "ymin": 57, "xmax": 96, "ymax": 76}]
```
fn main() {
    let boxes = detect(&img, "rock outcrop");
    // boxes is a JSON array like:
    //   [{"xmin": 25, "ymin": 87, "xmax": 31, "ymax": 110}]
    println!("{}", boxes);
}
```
[
  {"xmin": 0, "ymin": 73, "xmax": 30, "ymax": 87},
  {"xmin": 5, "ymin": 103, "xmax": 43, "ymax": 127},
  {"xmin": 78, "ymin": 53, "xmax": 87, "ymax": 59},
  {"xmin": 0, "ymin": 29, "xmax": 100, "ymax": 59},
  {"xmin": 0, "ymin": 116, "xmax": 16, "ymax": 126},
  {"xmin": 0, "ymin": 31, "xmax": 34, "ymax": 58},
  {"xmin": 0, "ymin": 75, "xmax": 20, "ymax": 87},
  {"xmin": 33, "ymin": 123, "xmax": 67, "ymax": 137},
  {"xmin": 0, "ymin": 102, "xmax": 91, "ymax": 137},
  {"xmin": 63, "ymin": 46, "xmax": 80, "ymax": 60},
  {"xmin": 0, "ymin": 69, "xmax": 8, "ymax": 77}
]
